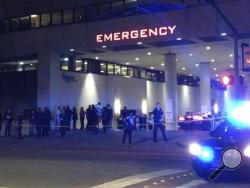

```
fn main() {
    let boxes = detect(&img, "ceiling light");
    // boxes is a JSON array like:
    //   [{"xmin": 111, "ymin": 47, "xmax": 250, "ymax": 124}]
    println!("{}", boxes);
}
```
[
  {"xmin": 213, "ymin": 68, "xmax": 217, "ymax": 71},
  {"xmin": 182, "ymin": 67, "xmax": 186, "ymax": 71},
  {"xmin": 69, "ymin": 48, "xmax": 74, "ymax": 52},
  {"xmin": 30, "ymin": 14, "xmax": 38, "ymax": 18},
  {"xmin": 176, "ymin": 37, "xmax": 182, "ymax": 41},
  {"xmin": 64, "ymin": 57, "xmax": 69, "ymax": 61},
  {"xmin": 19, "ymin": 61, "xmax": 24, "ymax": 65},
  {"xmin": 189, "ymin": 73, "xmax": 192, "ymax": 76},
  {"xmin": 229, "ymin": 54, "xmax": 234, "ymax": 57},
  {"xmin": 211, "ymin": 59, "xmax": 215, "ymax": 62},
  {"xmin": 161, "ymin": 63, "xmax": 165, "ymax": 66},
  {"xmin": 189, "ymin": 53, "xmax": 193, "ymax": 56},
  {"xmin": 215, "ymin": 74, "xmax": 219, "ymax": 77},
  {"xmin": 135, "ymin": 57, "xmax": 139, "ymax": 61},
  {"xmin": 217, "ymin": 78, "xmax": 220, "ymax": 81},
  {"xmin": 242, "ymin": 74, "xmax": 245, "ymax": 77},
  {"xmin": 230, "ymin": 64, "xmax": 234, "ymax": 68},
  {"xmin": 150, "ymin": 67, "xmax": 154, "ymax": 70},
  {"xmin": 195, "ymin": 64, "xmax": 199, "ymax": 67},
  {"xmin": 176, "ymin": 58, "xmax": 178, "ymax": 62},
  {"xmin": 30, "ymin": 64, "xmax": 33, "ymax": 66},
  {"xmin": 102, "ymin": 45, "xmax": 107, "ymax": 48},
  {"xmin": 221, "ymin": 32, "xmax": 227, "ymax": 36},
  {"xmin": 137, "ymin": 42, "xmax": 143, "ymax": 45},
  {"xmin": 147, "ymin": 52, "xmax": 152, "ymax": 56},
  {"xmin": 126, "ymin": 62, "xmax": 130, "ymax": 65},
  {"xmin": 206, "ymin": 46, "xmax": 211, "ymax": 50},
  {"xmin": 95, "ymin": 56, "xmax": 99, "ymax": 60}
]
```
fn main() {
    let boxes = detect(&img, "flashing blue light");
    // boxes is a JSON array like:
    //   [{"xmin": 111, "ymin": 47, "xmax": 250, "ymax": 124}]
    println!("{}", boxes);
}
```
[
  {"xmin": 228, "ymin": 101, "xmax": 250, "ymax": 128},
  {"xmin": 198, "ymin": 146, "xmax": 214, "ymax": 162}
]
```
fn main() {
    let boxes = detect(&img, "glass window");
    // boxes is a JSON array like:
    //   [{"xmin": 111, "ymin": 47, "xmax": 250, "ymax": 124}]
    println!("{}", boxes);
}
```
[
  {"xmin": 115, "ymin": 64, "xmax": 121, "ymax": 75},
  {"xmin": 0, "ymin": 62, "xmax": 17, "ymax": 72},
  {"xmin": 61, "ymin": 60, "xmax": 69, "ymax": 71},
  {"xmin": 86, "ymin": 6, "xmax": 98, "ymax": 20},
  {"xmin": 112, "ymin": 1, "xmax": 123, "ymax": 8},
  {"xmin": 20, "ymin": 16, "xmax": 30, "ymax": 30},
  {"xmin": 128, "ymin": 67, "xmax": 134, "ymax": 77},
  {"xmin": 0, "ymin": 19, "xmax": 9, "ymax": 33},
  {"xmin": 121, "ymin": 66, "xmax": 127, "ymax": 76},
  {"xmin": 99, "ymin": 3, "xmax": 110, "ymax": 12},
  {"xmin": 83, "ymin": 60, "xmax": 88, "ymax": 72},
  {"xmin": 10, "ymin": 18, "xmax": 19, "ymax": 31},
  {"xmin": 52, "ymin": 11, "xmax": 62, "ymax": 25},
  {"xmin": 140, "ymin": 69, "xmax": 146, "ymax": 79},
  {"xmin": 146, "ymin": 71, "xmax": 152, "ymax": 80},
  {"xmin": 75, "ymin": 59, "xmax": 83, "ymax": 72},
  {"xmin": 108, "ymin": 64, "xmax": 114, "ymax": 74},
  {"xmin": 63, "ymin": 9, "xmax": 73, "ymax": 24},
  {"xmin": 75, "ymin": 8, "xmax": 85, "ymax": 22},
  {"xmin": 100, "ymin": 62, "xmax": 107, "ymax": 74},
  {"xmin": 30, "ymin": 14, "xmax": 40, "ymax": 28},
  {"xmin": 41, "ymin": 13, "xmax": 51, "ymax": 26}
]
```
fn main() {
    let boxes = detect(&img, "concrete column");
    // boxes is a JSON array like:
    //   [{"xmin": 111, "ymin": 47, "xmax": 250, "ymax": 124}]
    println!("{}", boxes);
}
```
[
  {"xmin": 199, "ymin": 62, "xmax": 211, "ymax": 113},
  {"xmin": 37, "ymin": 51, "xmax": 60, "ymax": 109},
  {"xmin": 164, "ymin": 52, "xmax": 177, "ymax": 130}
]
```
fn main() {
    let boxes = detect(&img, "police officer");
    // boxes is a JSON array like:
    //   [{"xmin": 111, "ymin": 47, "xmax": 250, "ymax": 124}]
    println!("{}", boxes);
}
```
[
  {"xmin": 4, "ymin": 109, "xmax": 13, "ymax": 137},
  {"xmin": 152, "ymin": 102, "xmax": 168, "ymax": 142},
  {"xmin": 122, "ymin": 113, "xmax": 135, "ymax": 146}
]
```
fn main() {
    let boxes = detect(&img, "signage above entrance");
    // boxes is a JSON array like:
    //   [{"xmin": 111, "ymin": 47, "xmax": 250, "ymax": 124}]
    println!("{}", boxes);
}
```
[{"xmin": 96, "ymin": 25, "xmax": 176, "ymax": 43}]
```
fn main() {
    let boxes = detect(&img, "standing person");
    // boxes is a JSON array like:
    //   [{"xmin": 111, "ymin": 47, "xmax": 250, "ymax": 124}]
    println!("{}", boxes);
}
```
[
  {"xmin": 4, "ymin": 109, "xmax": 13, "ymax": 137},
  {"xmin": 60, "ymin": 108, "xmax": 67, "ymax": 137},
  {"xmin": 90, "ymin": 105, "xmax": 98, "ymax": 133},
  {"xmin": 72, "ymin": 107, "xmax": 78, "ymax": 130},
  {"xmin": 152, "ymin": 102, "xmax": 168, "ymax": 142},
  {"xmin": 43, "ymin": 107, "xmax": 51, "ymax": 136},
  {"xmin": 0, "ymin": 111, "xmax": 3, "ymax": 135},
  {"xmin": 79, "ymin": 107, "xmax": 86, "ymax": 130},
  {"xmin": 121, "ymin": 106, "xmax": 129, "ymax": 128},
  {"xmin": 102, "ymin": 104, "xmax": 113, "ymax": 133},
  {"xmin": 35, "ymin": 108, "xmax": 44, "ymax": 139},
  {"xmin": 122, "ymin": 113, "xmax": 135, "ymax": 146},
  {"xmin": 85, "ymin": 105, "xmax": 91, "ymax": 130},
  {"xmin": 29, "ymin": 109, "xmax": 36, "ymax": 136},
  {"xmin": 16, "ymin": 112, "xmax": 24, "ymax": 140},
  {"xmin": 95, "ymin": 102, "xmax": 103, "ymax": 128},
  {"xmin": 65, "ymin": 106, "xmax": 72, "ymax": 130},
  {"xmin": 56, "ymin": 106, "xmax": 62, "ymax": 130}
]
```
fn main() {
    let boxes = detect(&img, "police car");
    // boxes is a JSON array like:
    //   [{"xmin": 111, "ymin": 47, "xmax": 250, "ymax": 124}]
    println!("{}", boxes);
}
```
[{"xmin": 189, "ymin": 102, "xmax": 250, "ymax": 180}]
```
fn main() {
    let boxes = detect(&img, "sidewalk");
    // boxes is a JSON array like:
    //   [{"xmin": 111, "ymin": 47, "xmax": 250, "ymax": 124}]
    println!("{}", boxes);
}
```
[{"xmin": 0, "ymin": 129, "xmax": 209, "ymax": 159}]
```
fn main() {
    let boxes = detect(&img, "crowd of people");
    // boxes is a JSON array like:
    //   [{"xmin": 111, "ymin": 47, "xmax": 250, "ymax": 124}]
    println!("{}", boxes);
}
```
[{"xmin": 0, "ymin": 102, "xmax": 168, "ymax": 146}]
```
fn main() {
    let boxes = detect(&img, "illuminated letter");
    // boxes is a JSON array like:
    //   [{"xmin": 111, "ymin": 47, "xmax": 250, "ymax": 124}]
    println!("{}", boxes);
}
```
[
  {"xmin": 104, "ymin": 34, "xmax": 113, "ymax": 42},
  {"xmin": 159, "ymin": 27, "xmax": 168, "ymax": 36},
  {"xmin": 121, "ymin": 31, "xmax": 130, "ymax": 40},
  {"xmin": 140, "ymin": 29, "xmax": 148, "ymax": 38},
  {"xmin": 168, "ymin": 25, "xmax": 176, "ymax": 34},
  {"xmin": 96, "ymin": 34, "xmax": 103, "ymax": 43},
  {"xmin": 114, "ymin": 32, "xmax": 121, "ymax": 41},
  {"xmin": 148, "ymin": 28, "xmax": 158, "ymax": 37},
  {"xmin": 131, "ymin": 30, "xmax": 139, "ymax": 39}
]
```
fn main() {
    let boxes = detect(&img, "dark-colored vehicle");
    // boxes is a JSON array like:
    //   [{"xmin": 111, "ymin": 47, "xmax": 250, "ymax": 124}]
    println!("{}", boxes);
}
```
[{"xmin": 189, "ymin": 120, "xmax": 250, "ymax": 180}]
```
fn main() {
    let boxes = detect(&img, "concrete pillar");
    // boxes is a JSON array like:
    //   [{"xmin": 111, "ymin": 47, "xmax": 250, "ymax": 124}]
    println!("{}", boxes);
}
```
[
  {"xmin": 164, "ymin": 52, "xmax": 177, "ymax": 130},
  {"xmin": 37, "ymin": 51, "xmax": 60, "ymax": 109},
  {"xmin": 199, "ymin": 62, "xmax": 211, "ymax": 113}
]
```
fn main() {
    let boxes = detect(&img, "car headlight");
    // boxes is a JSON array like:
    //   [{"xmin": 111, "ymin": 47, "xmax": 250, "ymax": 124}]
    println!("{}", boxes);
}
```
[
  {"xmin": 189, "ymin": 143, "xmax": 201, "ymax": 156},
  {"xmin": 243, "ymin": 145, "xmax": 250, "ymax": 157}
]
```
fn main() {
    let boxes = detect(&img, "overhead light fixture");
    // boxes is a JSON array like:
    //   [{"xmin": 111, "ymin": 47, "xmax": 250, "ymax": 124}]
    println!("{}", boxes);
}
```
[
  {"xmin": 206, "ymin": 46, "xmax": 211, "ymax": 50},
  {"xmin": 102, "ymin": 45, "xmax": 107, "ymax": 48},
  {"xmin": 150, "ymin": 67, "xmax": 154, "ymax": 70},
  {"xmin": 229, "ymin": 54, "xmax": 234, "ymax": 57},
  {"xmin": 182, "ymin": 67, "xmax": 186, "ymax": 71},
  {"xmin": 176, "ymin": 58, "xmax": 178, "ymax": 62},
  {"xmin": 211, "ymin": 59, "xmax": 215, "ymax": 62},
  {"xmin": 69, "ymin": 48, "xmax": 74, "ymax": 52},
  {"xmin": 135, "ymin": 57, "xmax": 139, "ymax": 61},
  {"xmin": 63, "ymin": 57, "xmax": 69, "ymax": 61},
  {"xmin": 30, "ymin": 14, "xmax": 38, "ymax": 18},
  {"xmin": 189, "ymin": 73, "xmax": 192, "ymax": 76},
  {"xmin": 126, "ymin": 62, "xmax": 130, "ymax": 65},
  {"xmin": 230, "ymin": 64, "xmax": 234, "ymax": 68},
  {"xmin": 221, "ymin": 32, "xmax": 227, "ymax": 36},
  {"xmin": 213, "ymin": 67, "xmax": 217, "ymax": 71},
  {"xmin": 217, "ymin": 78, "xmax": 220, "ymax": 81},
  {"xmin": 242, "ymin": 74, "xmax": 245, "ymax": 77},
  {"xmin": 176, "ymin": 37, "xmax": 182, "ymax": 41},
  {"xmin": 195, "ymin": 64, "xmax": 199, "ymax": 67},
  {"xmin": 147, "ymin": 52, "xmax": 152, "ymax": 56},
  {"xmin": 137, "ymin": 42, "xmax": 143, "ymax": 45},
  {"xmin": 215, "ymin": 74, "xmax": 219, "ymax": 77},
  {"xmin": 189, "ymin": 53, "xmax": 193, "ymax": 56},
  {"xmin": 95, "ymin": 56, "xmax": 99, "ymax": 60},
  {"xmin": 30, "ymin": 64, "xmax": 33, "ymax": 66},
  {"xmin": 19, "ymin": 61, "xmax": 24, "ymax": 65},
  {"xmin": 161, "ymin": 63, "xmax": 165, "ymax": 66}
]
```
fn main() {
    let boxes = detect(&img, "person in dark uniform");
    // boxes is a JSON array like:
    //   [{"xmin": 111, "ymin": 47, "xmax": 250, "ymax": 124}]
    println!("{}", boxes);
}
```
[
  {"xmin": 152, "ymin": 102, "xmax": 168, "ymax": 142},
  {"xmin": 90, "ymin": 105, "xmax": 98, "ymax": 133},
  {"xmin": 29, "ymin": 109, "xmax": 36, "ymax": 136},
  {"xmin": 60, "ymin": 109, "xmax": 67, "ymax": 137},
  {"xmin": 16, "ymin": 112, "xmax": 24, "ymax": 140},
  {"xmin": 43, "ymin": 107, "xmax": 51, "ymax": 136},
  {"xmin": 85, "ymin": 105, "xmax": 91, "ymax": 130},
  {"xmin": 72, "ymin": 107, "xmax": 78, "ymax": 130},
  {"xmin": 35, "ymin": 108, "xmax": 44, "ymax": 139},
  {"xmin": 65, "ymin": 106, "xmax": 72, "ymax": 130},
  {"xmin": 122, "ymin": 113, "xmax": 135, "ymax": 146},
  {"xmin": 0, "ymin": 111, "xmax": 3, "ymax": 134},
  {"xmin": 79, "ymin": 107, "xmax": 86, "ymax": 130},
  {"xmin": 4, "ymin": 109, "xmax": 13, "ymax": 137}
]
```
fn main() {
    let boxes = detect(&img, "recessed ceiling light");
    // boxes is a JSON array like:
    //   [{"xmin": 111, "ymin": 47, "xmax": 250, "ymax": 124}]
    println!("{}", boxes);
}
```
[
  {"xmin": 242, "ymin": 74, "xmax": 245, "ymax": 77},
  {"xmin": 150, "ymin": 67, "xmax": 154, "ymax": 70},
  {"xmin": 147, "ymin": 52, "xmax": 152, "ymax": 56},
  {"xmin": 137, "ymin": 42, "xmax": 143, "ymax": 45},
  {"xmin": 161, "ymin": 63, "xmax": 165, "ymax": 66},
  {"xmin": 176, "ymin": 37, "xmax": 182, "ymax": 41},
  {"xmin": 206, "ymin": 46, "xmax": 211, "ymax": 50},
  {"xmin": 189, "ymin": 53, "xmax": 193, "ymax": 56},
  {"xmin": 135, "ymin": 57, "xmax": 139, "ymax": 61},
  {"xmin": 229, "ymin": 54, "xmax": 234, "ymax": 57},
  {"xmin": 221, "ymin": 32, "xmax": 227, "ymax": 36},
  {"xmin": 230, "ymin": 64, "xmax": 234, "ymax": 68},
  {"xmin": 69, "ymin": 48, "xmax": 74, "ymax": 52},
  {"xmin": 102, "ymin": 45, "xmax": 107, "ymax": 48},
  {"xmin": 182, "ymin": 67, "xmax": 186, "ymax": 71},
  {"xmin": 213, "ymin": 67, "xmax": 217, "ymax": 71},
  {"xmin": 215, "ymin": 74, "xmax": 219, "ymax": 77},
  {"xmin": 95, "ymin": 56, "xmax": 99, "ymax": 60},
  {"xmin": 64, "ymin": 57, "xmax": 69, "ymax": 61},
  {"xmin": 30, "ymin": 14, "xmax": 38, "ymax": 18},
  {"xmin": 30, "ymin": 64, "xmax": 33, "ymax": 66},
  {"xmin": 189, "ymin": 73, "xmax": 192, "ymax": 76},
  {"xmin": 211, "ymin": 59, "xmax": 215, "ymax": 62},
  {"xmin": 19, "ymin": 61, "xmax": 24, "ymax": 65},
  {"xmin": 126, "ymin": 62, "xmax": 130, "ymax": 65},
  {"xmin": 195, "ymin": 63, "xmax": 199, "ymax": 67},
  {"xmin": 217, "ymin": 78, "xmax": 220, "ymax": 81}
]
